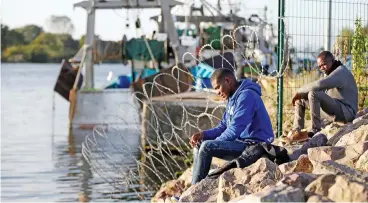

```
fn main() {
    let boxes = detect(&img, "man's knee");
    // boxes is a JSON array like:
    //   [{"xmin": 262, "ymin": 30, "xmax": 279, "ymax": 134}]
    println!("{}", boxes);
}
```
[
  {"xmin": 295, "ymin": 98, "xmax": 306, "ymax": 107},
  {"xmin": 308, "ymin": 91, "xmax": 321, "ymax": 100},
  {"xmin": 199, "ymin": 140, "xmax": 217, "ymax": 154}
]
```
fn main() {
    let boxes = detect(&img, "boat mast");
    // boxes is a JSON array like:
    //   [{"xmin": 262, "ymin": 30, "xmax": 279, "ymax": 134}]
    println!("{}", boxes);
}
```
[{"xmin": 83, "ymin": 0, "xmax": 95, "ymax": 89}]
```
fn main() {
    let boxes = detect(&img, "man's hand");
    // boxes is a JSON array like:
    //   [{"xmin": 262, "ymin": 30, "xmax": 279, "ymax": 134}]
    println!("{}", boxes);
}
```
[
  {"xmin": 190, "ymin": 132, "xmax": 204, "ymax": 148},
  {"xmin": 292, "ymin": 93, "xmax": 301, "ymax": 106}
]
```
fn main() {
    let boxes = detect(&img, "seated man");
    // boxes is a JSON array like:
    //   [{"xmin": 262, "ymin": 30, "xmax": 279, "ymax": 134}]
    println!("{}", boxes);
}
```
[
  {"xmin": 189, "ymin": 68, "xmax": 274, "ymax": 184},
  {"xmin": 288, "ymin": 51, "xmax": 358, "ymax": 142}
]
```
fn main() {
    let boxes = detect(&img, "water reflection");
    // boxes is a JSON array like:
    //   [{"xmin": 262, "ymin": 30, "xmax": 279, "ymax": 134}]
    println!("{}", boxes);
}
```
[
  {"xmin": 67, "ymin": 128, "xmax": 93, "ymax": 202},
  {"xmin": 53, "ymin": 128, "xmax": 92, "ymax": 202},
  {"xmin": 56, "ymin": 125, "xmax": 155, "ymax": 202},
  {"xmin": 78, "ymin": 156, "xmax": 92, "ymax": 202}
]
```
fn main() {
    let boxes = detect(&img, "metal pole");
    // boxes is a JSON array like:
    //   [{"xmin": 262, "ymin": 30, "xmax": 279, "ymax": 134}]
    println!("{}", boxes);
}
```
[
  {"xmin": 325, "ymin": 0, "xmax": 332, "ymax": 51},
  {"xmin": 160, "ymin": 0, "xmax": 181, "ymax": 63},
  {"xmin": 131, "ymin": 60, "xmax": 135, "ymax": 83},
  {"xmin": 83, "ymin": 0, "xmax": 95, "ymax": 89},
  {"xmin": 159, "ymin": 10, "xmax": 165, "ymax": 33},
  {"xmin": 277, "ymin": 0, "xmax": 285, "ymax": 138}
]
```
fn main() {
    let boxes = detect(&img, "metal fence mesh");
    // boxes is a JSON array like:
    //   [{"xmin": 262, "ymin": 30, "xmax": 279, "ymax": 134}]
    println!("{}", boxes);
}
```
[{"xmin": 277, "ymin": 0, "xmax": 368, "ymax": 135}]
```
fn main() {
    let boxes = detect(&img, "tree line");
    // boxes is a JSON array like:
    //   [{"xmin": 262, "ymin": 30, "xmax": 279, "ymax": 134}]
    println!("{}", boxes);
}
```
[
  {"xmin": 1, "ymin": 15, "xmax": 122, "ymax": 63},
  {"xmin": 1, "ymin": 15, "xmax": 85, "ymax": 63},
  {"xmin": 2, "ymin": 15, "xmax": 367, "ymax": 64}
]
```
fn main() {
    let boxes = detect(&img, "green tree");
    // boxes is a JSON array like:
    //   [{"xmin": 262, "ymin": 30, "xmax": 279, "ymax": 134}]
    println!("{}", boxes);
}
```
[
  {"xmin": 351, "ymin": 18, "xmax": 366, "ymax": 82},
  {"xmin": 1, "ymin": 25, "xmax": 25, "ymax": 51},
  {"xmin": 2, "ymin": 45, "xmax": 29, "ymax": 62},
  {"xmin": 1, "ymin": 21, "xmax": 117, "ymax": 63},
  {"xmin": 334, "ymin": 24, "xmax": 368, "ymax": 60},
  {"xmin": 31, "ymin": 32, "xmax": 62, "ymax": 60},
  {"xmin": 15, "ymin": 25, "xmax": 43, "ymax": 44},
  {"xmin": 334, "ymin": 28, "xmax": 354, "ymax": 62},
  {"xmin": 26, "ymin": 44, "xmax": 49, "ymax": 62},
  {"xmin": 30, "ymin": 32, "xmax": 79, "ymax": 61},
  {"xmin": 58, "ymin": 33, "xmax": 80, "ymax": 59}
]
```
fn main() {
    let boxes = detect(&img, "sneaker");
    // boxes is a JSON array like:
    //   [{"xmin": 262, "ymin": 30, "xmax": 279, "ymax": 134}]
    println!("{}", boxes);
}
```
[
  {"xmin": 171, "ymin": 196, "xmax": 180, "ymax": 202},
  {"xmin": 307, "ymin": 129, "xmax": 321, "ymax": 138},
  {"xmin": 286, "ymin": 129, "xmax": 310, "ymax": 143}
]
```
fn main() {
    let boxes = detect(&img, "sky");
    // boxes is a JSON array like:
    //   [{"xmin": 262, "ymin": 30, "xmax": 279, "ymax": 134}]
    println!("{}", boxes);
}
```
[
  {"xmin": 1, "ymin": 0, "xmax": 366, "ymax": 51},
  {"xmin": 1, "ymin": 0, "xmax": 278, "ymax": 41}
]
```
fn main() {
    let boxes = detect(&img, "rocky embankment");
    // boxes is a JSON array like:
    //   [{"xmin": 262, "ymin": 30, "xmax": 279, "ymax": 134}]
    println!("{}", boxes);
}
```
[{"xmin": 152, "ymin": 108, "xmax": 368, "ymax": 203}]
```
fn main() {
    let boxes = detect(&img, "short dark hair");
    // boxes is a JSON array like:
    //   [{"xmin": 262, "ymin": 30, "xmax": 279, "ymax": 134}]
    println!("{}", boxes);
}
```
[
  {"xmin": 210, "ymin": 68, "xmax": 235, "ymax": 83},
  {"xmin": 318, "ymin": 51, "xmax": 334, "ymax": 60}
]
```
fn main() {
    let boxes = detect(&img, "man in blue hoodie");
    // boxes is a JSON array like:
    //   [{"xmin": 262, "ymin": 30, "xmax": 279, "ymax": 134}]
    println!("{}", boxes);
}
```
[{"xmin": 190, "ymin": 68, "xmax": 274, "ymax": 184}]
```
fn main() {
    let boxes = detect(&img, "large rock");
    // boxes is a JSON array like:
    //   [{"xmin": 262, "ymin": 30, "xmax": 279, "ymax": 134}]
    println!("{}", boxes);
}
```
[
  {"xmin": 154, "ymin": 198, "xmax": 166, "ymax": 203},
  {"xmin": 356, "ymin": 107, "xmax": 368, "ymax": 118},
  {"xmin": 354, "ymin": 114, "xmax": 368, "ymax": 123},
  {"xmin": 276, "ymin": 173, "xmax": 319, "ymax": 189},
  {"xmin": 279, "ymin": 161, "xmax": 298, "ymax": 174},
  {"xmin": 154, "ymin": 158, "xmax": 226, "ymax": 202},
  {"xmin": 312, "ymin": 160, "xmax": 368, "ymax": 183},
  {"xmin": 152, "ymin": 167, "xmax": 193, "ymax": 202},
  {"xmin": 179, "ymin": 178, "xmax": 219, "ymax": 203},
  {"xmin": 356, "ymin": 150, "xmax": 368, "ymax": 172},
  {"xmin": 304, "ymin": 174, "xmax": 336, "ymax": 197},
  {"xmin": 152, "ymin": 180, "xmax": 186, "ymax": 202},
  {"xmin": 289, "ymin": 133, "xmax": 328, "ymax": 160},
  {"xmin": 328, "ymin": 175, "xmax": 368, "ymax": 202},
  {"xmin": 353, "ymin": 114, "xmax": 368, "ymax": 124},
  {"xmin": 177, "ymin": 167, "xmax": 192, "ymax": 186},
  {"xmin": 328, "ymin": 119, "xmax": 368, "ymax": 146},
  {"xmin": 308, "ymin": 141, "xmax": 368, "ymax": 168},
  {"xmin": 305, "ymin": 174, "xmax": 368, "ymax": 202},
  {"xmin": 307, "ymin": 195, "xmax": 333, "ymax": 202},
  {"xmin": 279, "ymin": 154, "xmax": 313, "ymax": 174},
  {"xmin": 230, "ymin": 184, "xmax": 305, "ymax": 202},
  {"xmin": 335, "ymin": 123, "xmax": 368, "ymax": 146},
  {"xmin": 217, "ymin": 158, "xmax": 283, "ymax": 203},
  {"xmin": 321, "ymin": 122, "xmax": 347, "ymax": 140}
]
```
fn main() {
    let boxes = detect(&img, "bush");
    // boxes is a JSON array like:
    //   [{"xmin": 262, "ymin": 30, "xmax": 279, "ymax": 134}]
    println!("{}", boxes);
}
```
[
  {"xmin": 26, "ymin": 44, "xmax": 49, "ymax": 63},
  {"xmin": 2, "ymin": 46, "xmax": 29, "ymax": 62}
]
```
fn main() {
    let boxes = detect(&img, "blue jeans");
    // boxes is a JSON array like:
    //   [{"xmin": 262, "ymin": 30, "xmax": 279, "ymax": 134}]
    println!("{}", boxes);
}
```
[{"xmin": 191, "ymin": 140, "xmax": 248, "ymax": 184}]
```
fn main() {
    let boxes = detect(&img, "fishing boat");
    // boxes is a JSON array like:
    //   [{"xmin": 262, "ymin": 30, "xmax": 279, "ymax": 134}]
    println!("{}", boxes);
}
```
[{"xmin": 53, "ymin": 0, "xmax": 278, "ymax": 128}]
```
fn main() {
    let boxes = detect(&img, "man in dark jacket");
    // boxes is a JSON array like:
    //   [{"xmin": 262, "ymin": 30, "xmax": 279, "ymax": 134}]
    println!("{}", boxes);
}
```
[
  {"xmin": 189, "ymin": 68, "xmax": 274, "ymax": 184},
  {"xmin": 287, "ymin": 51, "xmax": 358, "ymax": 142}
]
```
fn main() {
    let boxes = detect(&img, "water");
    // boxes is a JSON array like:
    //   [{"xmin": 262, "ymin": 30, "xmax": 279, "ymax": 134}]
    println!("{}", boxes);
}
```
[{"xmin": 1, "ymin": 63, "xmax": 148, "ymax": 202}]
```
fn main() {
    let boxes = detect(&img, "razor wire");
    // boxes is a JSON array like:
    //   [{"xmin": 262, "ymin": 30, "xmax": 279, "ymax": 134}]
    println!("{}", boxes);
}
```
[{"xmin": 81, "ymin": 22, "xmax": 295, "ymax": 201}]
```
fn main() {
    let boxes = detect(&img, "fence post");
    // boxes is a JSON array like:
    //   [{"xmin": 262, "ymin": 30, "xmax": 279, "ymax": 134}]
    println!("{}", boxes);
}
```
[
  {"xmin": 325, "ymin": 0, "xmax": 332, "ymax": 51},
  {"xmin": 277, "ymin": 0, "xmax": 285, "ymax": 138}
]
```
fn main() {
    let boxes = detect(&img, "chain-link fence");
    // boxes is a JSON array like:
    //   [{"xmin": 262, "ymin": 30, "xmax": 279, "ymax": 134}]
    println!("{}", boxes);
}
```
[{"xmin": 276, "ymin": 0, "xmax": 368, "ymax": 136}]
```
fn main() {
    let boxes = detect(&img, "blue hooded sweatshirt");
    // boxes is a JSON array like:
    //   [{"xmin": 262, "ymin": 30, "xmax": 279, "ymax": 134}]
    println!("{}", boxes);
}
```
[{"xmin": 203, "ymin": 79, "xmax": 274, "ymax": 143}]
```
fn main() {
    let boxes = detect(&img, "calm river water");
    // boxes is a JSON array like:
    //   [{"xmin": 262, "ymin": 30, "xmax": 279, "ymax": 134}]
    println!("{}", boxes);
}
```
[{"xmin": 1, "ymin": 63, "xmax": 152, "ymax": 202}]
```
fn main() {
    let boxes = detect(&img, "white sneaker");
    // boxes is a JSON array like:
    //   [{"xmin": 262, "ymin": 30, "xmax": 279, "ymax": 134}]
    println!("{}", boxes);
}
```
[{"xmin": 170, "ymin": 196, "xmax": 180, "ymax": 202}]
